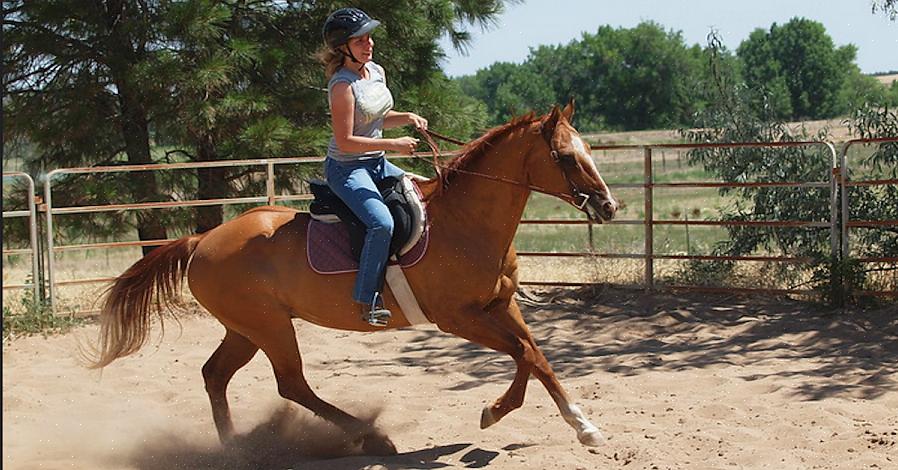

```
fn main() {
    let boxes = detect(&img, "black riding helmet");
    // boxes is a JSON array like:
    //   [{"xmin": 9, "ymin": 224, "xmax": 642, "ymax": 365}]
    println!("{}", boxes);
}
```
[{"xmin": 323, "ymin": 7, "xmax": 381, "ymax": 62}]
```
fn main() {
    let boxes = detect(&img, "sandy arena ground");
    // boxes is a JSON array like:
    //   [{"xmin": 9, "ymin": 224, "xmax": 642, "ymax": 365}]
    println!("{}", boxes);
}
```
[{"xmin": 3, "ymin": 288, "xmax": 897, "ymax": 469}]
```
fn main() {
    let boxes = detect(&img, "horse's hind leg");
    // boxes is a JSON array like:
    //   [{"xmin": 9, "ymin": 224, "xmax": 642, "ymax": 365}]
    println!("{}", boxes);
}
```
[
  {"xmin": 202, "ymin": 328, "xmax": 259, "ymax": 443},
  {"xmin": 242, "ymin": 312, "xmax": 398, "ymax": 456}
]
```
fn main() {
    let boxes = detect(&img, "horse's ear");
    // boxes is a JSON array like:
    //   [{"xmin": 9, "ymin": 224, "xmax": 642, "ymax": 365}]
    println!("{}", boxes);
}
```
[
  {"xmin": 541, "ymin": 105, "xmax": 562, "ymax": 142},
  {"xmin": 561, "ymin": 99, "xmax": 575, "ymax": 121}
]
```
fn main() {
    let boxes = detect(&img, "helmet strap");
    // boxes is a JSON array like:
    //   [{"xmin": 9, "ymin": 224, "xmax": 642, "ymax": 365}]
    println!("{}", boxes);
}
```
[
  {"xmin": 338, "ymin": 47, "xmax": 360, "ymax": 63},
  {"xmin": 338, "ymin": 46, "xmax": 366, "ymax": 73}
]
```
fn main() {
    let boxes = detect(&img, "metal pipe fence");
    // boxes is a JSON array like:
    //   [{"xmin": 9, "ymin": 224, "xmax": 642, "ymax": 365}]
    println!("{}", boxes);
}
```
[
  {"xmin": 839, "ymin": 137, "xmax": 898, "ymax": 298},
  {"xmin": 2, "ymin": 172, "xmax": 40, "ymax": 299},
  {"xmin": 517, "ymin": 140, "xmax": 840, "ymax": 295},
  {"xmin": 39, "ymin": 153, "xmax": 438, "ymax": 313},
  {"xmin": 3, "ymin": 137, "xmax": 895, "ymax": 314}
]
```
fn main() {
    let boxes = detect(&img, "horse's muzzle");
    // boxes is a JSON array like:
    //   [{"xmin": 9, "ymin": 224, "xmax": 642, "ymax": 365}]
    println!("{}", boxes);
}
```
[{"xmin": 585, "ymin": 193, "xmax": 617, "ymax": 223}]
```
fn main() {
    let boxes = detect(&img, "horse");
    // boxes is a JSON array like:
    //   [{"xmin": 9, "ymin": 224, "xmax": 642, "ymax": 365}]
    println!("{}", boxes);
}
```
[{"xmin": 89, "ymin": 102, "xmax": 618, "ymax": 454}]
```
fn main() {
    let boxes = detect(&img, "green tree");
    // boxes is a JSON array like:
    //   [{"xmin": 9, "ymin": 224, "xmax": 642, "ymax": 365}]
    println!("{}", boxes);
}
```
[
  {"xmin": 737, "ymin": 18, "xmax": 856, "ymax": 120},
  {"xmin": 4, "ymin": 0, "xmax": 170, "ymax": 253},
  {"xmin": 567, "ymin": 22, "xmax": 705, "ymax": 130},
  {"xmin": 839, "ymin": 65, "xmax": 891, "ymax": 112},
  {"xmin": 458, "ymin": 21, "xmax": 707, "ymax": 131},
  {"xmin": 846, "ymin": 103, "xmax": 898, "ymax": 260},
  {"xmin": 681, "ymin": 32, "xmax": 897, "ymax": 302},
  {"xmin": 156, "ymin": 1, "xmax": 312, "ymax": 232},
  {"xmin": 4, "ymin": 0, "xmax": 503, "ymax": 245},
  {"xmin": 458, "ymin": 61, "xmax": 555, "ymax": 124}
]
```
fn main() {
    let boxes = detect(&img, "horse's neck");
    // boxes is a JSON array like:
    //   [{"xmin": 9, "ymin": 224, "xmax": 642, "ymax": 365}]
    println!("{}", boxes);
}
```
[{"xmin": 430, "ymin": 132, "xmax": 535, "ymax": 255}]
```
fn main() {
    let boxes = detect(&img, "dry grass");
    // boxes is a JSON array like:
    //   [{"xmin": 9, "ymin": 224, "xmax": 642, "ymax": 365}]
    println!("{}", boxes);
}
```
[
  {"xmin": 875, "ymin": 73, "xmax": 898, "ymax": 86},
  {"xmin": 582, "ymin": 118, "xmax": 855, "ymax": 147}
]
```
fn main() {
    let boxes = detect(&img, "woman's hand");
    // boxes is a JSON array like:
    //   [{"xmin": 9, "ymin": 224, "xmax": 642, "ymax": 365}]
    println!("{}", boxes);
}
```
[
  {"xmin": 383, "ymin": 110, "xmax": 428, "ymax": 131},
  {"xmin": 406, "ymin": 113, "xmax": 428, "ymax": 131},
  {"xmin": 390, "ymin": 136, "xmax": 419, "ymax": 155}
]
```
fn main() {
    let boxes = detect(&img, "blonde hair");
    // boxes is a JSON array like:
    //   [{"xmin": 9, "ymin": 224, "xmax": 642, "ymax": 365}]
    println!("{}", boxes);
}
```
[{"xmin": 315, "ymin": 46, "xmax": 345, "ymax": 80}]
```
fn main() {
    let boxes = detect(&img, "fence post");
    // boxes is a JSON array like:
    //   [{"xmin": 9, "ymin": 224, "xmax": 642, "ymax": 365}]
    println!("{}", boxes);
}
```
[
  {"xmin": 840, "ymin": 144, "xmax": 850, "ymax": 260},
  {"xmin": 644, "ymin": 147, "xmax": 654, "ymax": 291},
  {"xmin": 825, "ymin": 143, "xmax": 840, "ymax": 264},
  {"xmin": 43, "ymin": 171, "xmax": 59, "ymax": 314},
  {"xmin": 267, "ymin": 162, "xmax": 276, "ymax": 206}
]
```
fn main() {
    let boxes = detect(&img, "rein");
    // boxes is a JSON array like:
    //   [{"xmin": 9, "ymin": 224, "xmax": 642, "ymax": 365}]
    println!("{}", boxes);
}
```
[{"xmin": 415, "ymin": 128, "xmax": 591, "ymax": 210}]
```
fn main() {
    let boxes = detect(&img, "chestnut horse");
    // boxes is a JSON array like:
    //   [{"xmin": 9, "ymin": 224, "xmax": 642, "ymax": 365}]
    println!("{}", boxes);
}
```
[{"xmin": 90, "ymin": 103, "xmax": 617, "ymax": 454}]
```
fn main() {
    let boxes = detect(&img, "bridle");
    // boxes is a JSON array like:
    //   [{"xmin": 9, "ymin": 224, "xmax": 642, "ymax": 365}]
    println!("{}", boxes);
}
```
[{"xmin": 416, "ymin": 128, "xmax": 593, "ymax": 210}]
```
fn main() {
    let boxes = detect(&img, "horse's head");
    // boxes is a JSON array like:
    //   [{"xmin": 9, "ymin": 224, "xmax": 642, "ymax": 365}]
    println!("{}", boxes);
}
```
[{"xmin": 529, "ymin": 102, "xmax": 618, "ymax": 222}]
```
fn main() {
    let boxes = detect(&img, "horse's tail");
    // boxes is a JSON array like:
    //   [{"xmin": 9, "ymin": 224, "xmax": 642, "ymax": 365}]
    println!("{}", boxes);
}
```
[{"xmin": 87, "ymin": 234, "xmax": 205, "ymax": 369}]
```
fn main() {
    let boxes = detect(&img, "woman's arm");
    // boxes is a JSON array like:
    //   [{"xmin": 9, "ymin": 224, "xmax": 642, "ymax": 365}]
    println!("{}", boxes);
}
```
[
  {"xmin": 331, "ymin": 82, "xmax": 418, "ymax": 154},
  {"xmin": 383, "ymin": 110, "xmax": 428, "ymax": 130}
]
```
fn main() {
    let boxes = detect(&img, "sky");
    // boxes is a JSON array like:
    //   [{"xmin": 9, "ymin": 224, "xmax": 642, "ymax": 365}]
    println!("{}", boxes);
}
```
[{"xmin": 437, "ymin": 0, "xmax": 898, "ymax": 77}]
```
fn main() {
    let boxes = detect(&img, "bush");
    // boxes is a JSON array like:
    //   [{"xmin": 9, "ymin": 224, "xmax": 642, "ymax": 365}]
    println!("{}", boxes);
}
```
[{"xmin": 2, "ymin": 289, "xmax": 83, "ymax": 340}]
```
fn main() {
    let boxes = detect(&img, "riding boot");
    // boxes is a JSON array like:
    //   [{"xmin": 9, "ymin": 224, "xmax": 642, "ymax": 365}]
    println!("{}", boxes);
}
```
[{"xmin": 363, "ymin": 292, "xmax": 391, "ymax": 327}]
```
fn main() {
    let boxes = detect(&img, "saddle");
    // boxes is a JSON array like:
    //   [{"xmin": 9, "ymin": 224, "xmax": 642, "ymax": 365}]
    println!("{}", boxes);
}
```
[{"xmin": 307, "ymin": 176, "xmax": 427, "ymax": 273}]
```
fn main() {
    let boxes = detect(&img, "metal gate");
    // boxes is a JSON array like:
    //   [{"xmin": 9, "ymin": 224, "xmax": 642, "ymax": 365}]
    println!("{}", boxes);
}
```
[{"xmin": 2, "ymin": 172, "xmax": 40, "ymax": 299}]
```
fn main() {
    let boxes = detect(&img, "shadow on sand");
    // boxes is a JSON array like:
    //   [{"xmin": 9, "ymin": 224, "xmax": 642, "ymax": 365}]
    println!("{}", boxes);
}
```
[
  {"xmin": 123, "ymin": 287, "xmax": 896, "ymax": 468},
  {"xmin": 325, "ymin": 286, "xmax": 898, "ymax": 401}
]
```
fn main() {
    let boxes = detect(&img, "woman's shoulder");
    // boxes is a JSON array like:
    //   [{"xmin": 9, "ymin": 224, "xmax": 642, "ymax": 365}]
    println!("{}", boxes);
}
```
[
  {"xmin": 367, "ymin": 62, "xmax": 386, "ymax": 80},
  {"xmin": 328, "ymin": 67, "xmax": 357, "ymax": 89}
]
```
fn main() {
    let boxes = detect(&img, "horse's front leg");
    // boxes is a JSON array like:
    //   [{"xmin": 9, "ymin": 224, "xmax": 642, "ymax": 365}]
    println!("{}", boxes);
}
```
[
  {"xmin": 489, "ymin": 295, "xmax": 604, "ymax": 447},
  {"xmin": 435, "ymin": 301, "xmax": 535, "ymax": 423}
]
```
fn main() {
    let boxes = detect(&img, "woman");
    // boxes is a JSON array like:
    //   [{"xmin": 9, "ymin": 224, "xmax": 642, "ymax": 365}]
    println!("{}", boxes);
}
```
[{"xmin": 319, "ymin": 8, "xmax": 428, "ymax": 327}]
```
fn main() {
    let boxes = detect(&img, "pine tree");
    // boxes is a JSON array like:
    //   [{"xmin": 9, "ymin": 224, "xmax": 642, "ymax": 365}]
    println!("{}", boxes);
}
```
[
  {"xmin": 4, "ymin": 0, "xmax": 508, "ymax": 246},
  {"xmin": 4, "ymin": 0, "xmax": 171, "ymax": 253}
]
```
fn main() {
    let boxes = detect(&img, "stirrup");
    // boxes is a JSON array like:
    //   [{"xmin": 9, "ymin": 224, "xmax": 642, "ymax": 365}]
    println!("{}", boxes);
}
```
[
  {"xmin": 364, "ymin": 292, "xmax": 392, "ymax": 327},
  {"xmin": 365, "ymin": 306, "xmax": 392, "ymax": 327}
]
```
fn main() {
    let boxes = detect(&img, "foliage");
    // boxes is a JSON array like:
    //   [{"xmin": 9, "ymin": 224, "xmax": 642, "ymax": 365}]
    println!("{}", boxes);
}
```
[
  {"xmin": 668, "ymin": 260, "xmax": 736, "ymax": 287},
  {"xmin": 457, "ymin": 16, "xmax": 894, "ymax": 132},
  {"xmin": 2, "ymin": 288, "xmax": 83, "ymax": 340},
  {"xmin": 3, "ymin": 0, "xmax": 501, "ymax": 245},
  {"xmin": 736, "ymin": 18, "xmax": 863, "ymax": 120},
  {"xmin": 456, "ymin": 61, "xmax": 556, "ymax": 125},
  {"xmin": 4, "ymin": 0, "xmax": 176, "ymax": 250},
  {"xmin": 872, "ymin": 0, "xmax": 898, "ymax": 20},
  {"xmin": 562, "ymin": 22, "xmax": 706, "ymax": 131},
  {"xmin": 679, "ymin": 32, "xmax": 898, "ymax": 303},
  {"xmin": 679, "ymin": 31, "xmax": 830, "ymax": 284},
  {"xmin": 811, "ymin": 257, "xmax": 868, "ymax": 307},
  {"xmin": 845, "ymin": 104, "xmax": 898, "ymax": 261},
  {"xmin": 458, "ymin": 21, "xmax": 707, "ymax": 131}
]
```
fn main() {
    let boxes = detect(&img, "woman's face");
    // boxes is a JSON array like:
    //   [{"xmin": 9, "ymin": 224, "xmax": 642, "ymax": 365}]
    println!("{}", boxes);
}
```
[{"xmin": 345, "ymin": 34, "xmax": 374, "ymax": 63}]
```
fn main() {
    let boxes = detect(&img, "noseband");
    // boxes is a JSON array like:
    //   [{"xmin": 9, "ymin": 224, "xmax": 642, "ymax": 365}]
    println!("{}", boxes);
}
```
[
  {"xmin": 418, "ymin": 128, "xmax": 592, "ymax": 210},
  {"xmin": 549, "ymin": 149, "xmax": 592, "ymax": 210}
]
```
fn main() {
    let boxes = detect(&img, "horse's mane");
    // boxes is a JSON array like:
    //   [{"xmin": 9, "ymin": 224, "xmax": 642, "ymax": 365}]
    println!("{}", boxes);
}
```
[{"xmin": 419, "ymin": 112, "xmax": 539, "ymax": 200}]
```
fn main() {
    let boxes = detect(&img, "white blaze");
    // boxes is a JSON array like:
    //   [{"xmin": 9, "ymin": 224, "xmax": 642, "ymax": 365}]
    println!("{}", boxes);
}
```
[{"xmin": 570, "ymin": 136, "xmax": 599, "ymax": 175}]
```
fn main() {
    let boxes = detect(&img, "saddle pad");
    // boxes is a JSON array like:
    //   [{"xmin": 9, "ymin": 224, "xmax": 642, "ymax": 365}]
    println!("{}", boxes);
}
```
[{"xmin": 307, "ymin": 220, "xmax": 429, "ymax": 275}]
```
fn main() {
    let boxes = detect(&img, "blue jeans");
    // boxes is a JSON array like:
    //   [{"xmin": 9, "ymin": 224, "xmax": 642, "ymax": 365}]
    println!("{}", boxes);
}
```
[{"xmin": 325, "ymin": 156, "xmax": 405, "ymax": 305}]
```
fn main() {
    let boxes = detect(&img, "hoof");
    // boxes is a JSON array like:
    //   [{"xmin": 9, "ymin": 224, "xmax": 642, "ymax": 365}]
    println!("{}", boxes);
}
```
[
  {"xmin": 362, "ymin": 432, "xmax": 398, "ymax": 456},
  {"xmin": 577, "ymin": 427, "xmax": 605, "ymax": 447},
  {"xmin": 480, "ymin": 406, "xmax": 498, "ymax": 429}
]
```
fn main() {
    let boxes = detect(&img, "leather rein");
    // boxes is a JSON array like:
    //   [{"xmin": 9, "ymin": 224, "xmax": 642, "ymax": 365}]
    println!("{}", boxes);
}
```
[{"xmin": 415, "ymin": 128, "xmax": 592, "ymax": 210}]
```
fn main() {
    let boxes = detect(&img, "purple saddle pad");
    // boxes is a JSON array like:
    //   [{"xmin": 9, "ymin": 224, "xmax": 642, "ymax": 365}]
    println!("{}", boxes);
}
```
[{"xmin": 306, "ymin": 220, "xmax": 428, "ymax": 275}]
